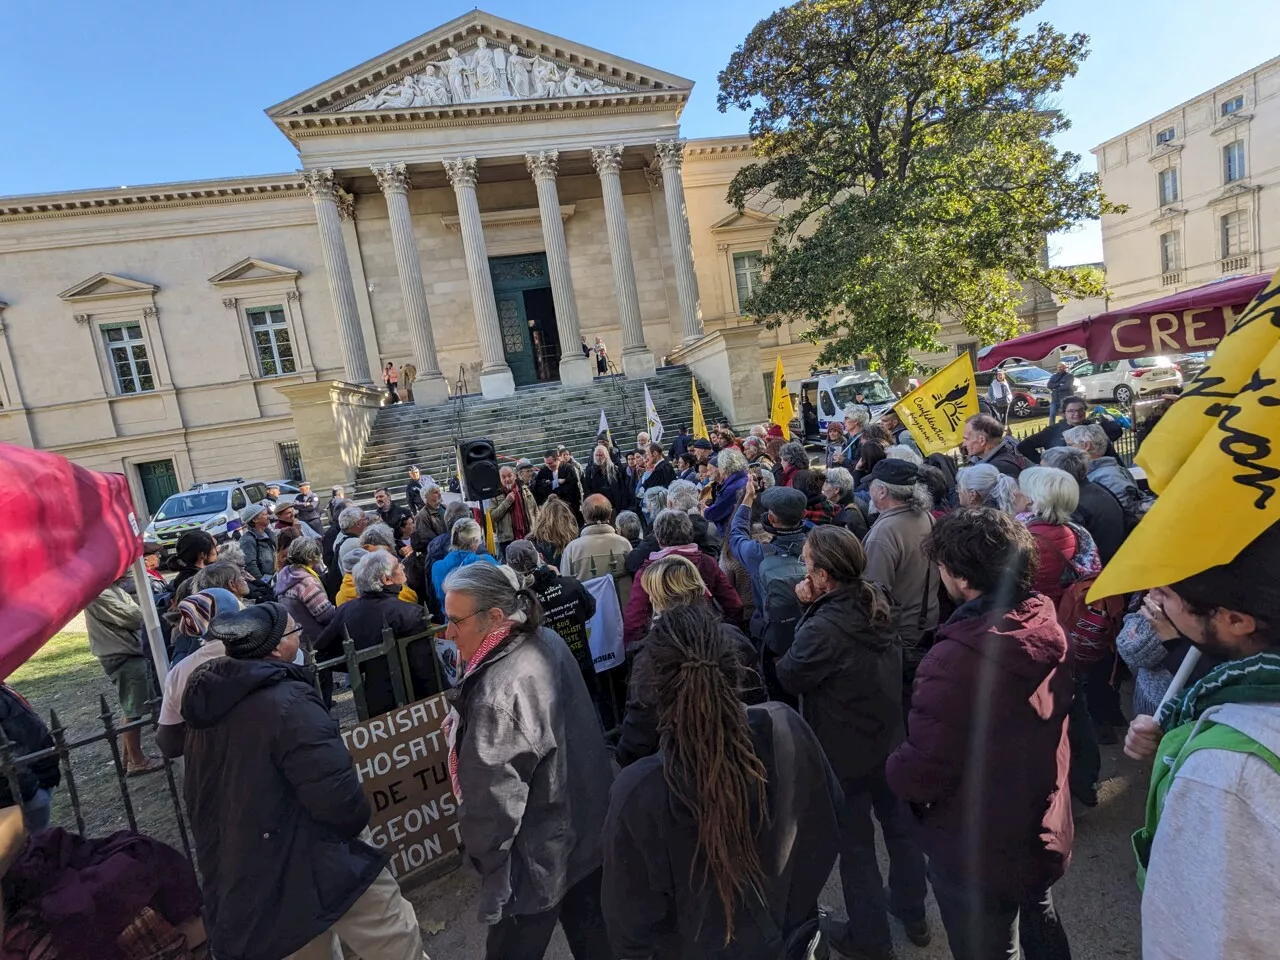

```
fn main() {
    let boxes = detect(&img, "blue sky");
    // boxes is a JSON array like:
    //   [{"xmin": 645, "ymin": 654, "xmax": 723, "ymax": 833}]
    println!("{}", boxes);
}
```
[{"xmin": 3, "ymin": 0, "xmax": 1276, "ymax": 266}]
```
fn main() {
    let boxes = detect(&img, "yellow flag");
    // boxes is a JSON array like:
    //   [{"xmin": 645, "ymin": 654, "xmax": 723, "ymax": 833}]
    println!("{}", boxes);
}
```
[
  {"xmin": 691, "ymin": 378, "xmax": 709, "ymax": 440},
  {"xmin": 770, "ymin": 355, "xmax": 796, "ymax": 431},
  {"xmin": 483, "ymin": 505, "xmax": 497, "ymax": 557},
  {"xmin": 1089, "ymin": 269, "xmax": 1280, "ymax": 600},
  {"xmin": 894, "ymin": 353, "xmax": 980, "ymax": 456}
]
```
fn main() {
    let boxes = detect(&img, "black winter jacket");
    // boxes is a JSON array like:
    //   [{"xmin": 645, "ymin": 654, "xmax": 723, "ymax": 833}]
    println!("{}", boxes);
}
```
[
  {"xmin": 182, "ymin": 658, "xmax": 384, "ymax": 960},
  {"xmin": 0, "ymin": 684, "xmax": 60, "ymax": 805},
  {"xmin": 775, "ymin": 584, "xmax": 903, "ymax": 781},
  {"xmin": 603, "ymin": 702, "xmax": 842, "ymax": 960},
  {"xmin": 316, "ymin": 591, "xmax": 435, "ymax": 716},
  {"xmin": 583, "ymin": 463, "xmax": 632, "ymax": 517}
]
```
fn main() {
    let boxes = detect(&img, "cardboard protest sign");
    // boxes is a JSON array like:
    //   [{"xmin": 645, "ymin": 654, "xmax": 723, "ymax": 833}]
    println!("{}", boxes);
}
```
[{"xmin": 342, "ymin": 694, "xmax": 461, "ymax": 880}]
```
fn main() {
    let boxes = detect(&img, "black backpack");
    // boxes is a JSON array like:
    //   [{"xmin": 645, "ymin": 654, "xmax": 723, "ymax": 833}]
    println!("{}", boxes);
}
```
[{"xmin": 757, "ymin": 537, "xmax": 807, "ymax": 657}]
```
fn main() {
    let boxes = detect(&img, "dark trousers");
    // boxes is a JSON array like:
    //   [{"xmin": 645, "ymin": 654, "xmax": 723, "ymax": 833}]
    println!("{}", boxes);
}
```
[
  {"xmin": 929, "ymin": 865, "xmax": 1071, "ymax": 960},
  {"xmin": 485, "ymin": 868, "xmax": 613, "ymax": 960},
  {"xmin": 1067, "ymin": 677, "xmax": 1100, "ymax": 805},
  {"xmin": 835, "ymin": 767, "xmax": 928, "ymax": 954}
]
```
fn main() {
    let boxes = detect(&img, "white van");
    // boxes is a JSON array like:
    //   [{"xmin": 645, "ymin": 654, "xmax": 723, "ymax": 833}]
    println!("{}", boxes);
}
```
[{"xmin": 796, "ymin": 371, "xmax": 899, "ymax": 439}]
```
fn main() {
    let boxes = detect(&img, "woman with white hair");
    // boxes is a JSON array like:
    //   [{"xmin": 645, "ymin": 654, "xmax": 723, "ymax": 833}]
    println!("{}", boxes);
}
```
[
  {"xmin": 316, "ymin": 551, "xmax": 434, "ymax": 717},
  {"xmin": 956, "ymin": 463, "xmax": 1021, "ymax": 515},
  {"xmin": 703, "ymin": 447, "xmax": 750, "ymax": 536},
  {"xmin": 1016, "ymin": 467, "xmax": 1100, "ymax": 606},
  {"xmin": 441, "ymin": 562, "xmax": 614, "ymax": 959},
  {"xmin": 430, "ymin": 517, "xmax": 497, "ymax": 607},
  {"xmin": 335, "ymin": 523, "xmax": 420, "ymax": 606}
]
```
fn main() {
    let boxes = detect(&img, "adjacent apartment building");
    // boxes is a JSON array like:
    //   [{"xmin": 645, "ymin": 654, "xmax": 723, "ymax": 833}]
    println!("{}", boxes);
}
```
[{"xmin": 1093, "ymin": 55, "xmax": 1279, "ymax": 308}]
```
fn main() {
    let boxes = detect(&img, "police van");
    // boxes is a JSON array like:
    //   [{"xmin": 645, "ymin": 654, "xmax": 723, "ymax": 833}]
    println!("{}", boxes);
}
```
[{"xmin": 796, "ymin": 370, "xmax": 899, "ymax": 439}]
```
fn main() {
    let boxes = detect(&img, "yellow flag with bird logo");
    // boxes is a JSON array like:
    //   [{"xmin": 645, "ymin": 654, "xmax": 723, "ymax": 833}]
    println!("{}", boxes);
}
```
[
  {"xmin": 1089, "ymin": 269, "xmax": 1280, "ymax": 600},
  {"xmin": 893, "ymin": 353, "xmax": 980, "ymax": 456}
]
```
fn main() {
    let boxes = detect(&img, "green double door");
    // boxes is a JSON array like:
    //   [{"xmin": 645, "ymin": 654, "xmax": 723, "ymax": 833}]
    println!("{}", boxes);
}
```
[{"xmin": 489, "ymin": 253, "xmax": 560, "ymax": 387}]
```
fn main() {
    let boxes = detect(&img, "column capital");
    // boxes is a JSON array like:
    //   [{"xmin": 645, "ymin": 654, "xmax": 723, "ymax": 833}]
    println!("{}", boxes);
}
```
[
  {"xmin": 591, "ymin": 145, "xmax": 624, "ymax": 175},
  {"xmin": 655, "ymin": 138, "xmax": 687, "ymax": 170},
  {"xmin": 443, "ymin": 156, "xmax": 479, "ymax": 189},
  {"xmin": 372, "ymin": 161, "xmax": 411, "ymax": 195},
  {"xmin": 301, "ymin": 168, "xmax": 338, "ymax": 201},
  {"xmin": 336, "ymin": 189, "xmax": 356, "ymax": 222},
  {"xmin": 525, "ymin": 150, "xmax": 559, "ymax": 182},
  {"xmin": 644, "ymin": 161, "xmax": 663, "ymax": 189},
  {"xmin": 222, "ymin": 296, "xmax": 238, "ymax": 309}
]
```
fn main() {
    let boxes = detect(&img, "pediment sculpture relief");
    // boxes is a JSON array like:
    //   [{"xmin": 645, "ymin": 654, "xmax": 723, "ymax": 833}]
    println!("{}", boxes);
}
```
[{"xmin": 346, "ymin": 38, "xmax": 627, "ymax": 110}]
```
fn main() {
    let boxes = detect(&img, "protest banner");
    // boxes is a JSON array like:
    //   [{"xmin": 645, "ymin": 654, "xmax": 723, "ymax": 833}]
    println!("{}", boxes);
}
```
[
  {"xmin": 341, "ymin": 694, "xmax": 461, "ymax": 881},
  {"xmin": 893, "ymin": 353, "xmax": 980, "ymax": 456}
]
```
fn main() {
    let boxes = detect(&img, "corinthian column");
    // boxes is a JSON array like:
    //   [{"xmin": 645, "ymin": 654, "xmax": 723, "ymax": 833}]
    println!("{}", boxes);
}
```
[
  {"xmin": 655, "ymin": 138, "xmax": 704, "ymax": 345},
  {"xmin": 591, "ymin": 144, "xmax": 656, "ymax": 379},
  {"xmin": 372, "ymin": 162, "xmax": 449, "ymax": 405},
  {"xmin": 443, "ymin": 156, "xmax": 514, "ymax": 399},
  {"xmin": 526, "ymin": 151, "xmax": 593, "ymax": 387},
  {"xmin": 302, "ymin": 168, "xmax": 373, "ymax": 384}
]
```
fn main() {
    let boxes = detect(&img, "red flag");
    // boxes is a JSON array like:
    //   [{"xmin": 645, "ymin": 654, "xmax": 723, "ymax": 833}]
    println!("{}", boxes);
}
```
[{"xmin": 0, "ymin": 443, "xmax": 142, "ymax": 679}]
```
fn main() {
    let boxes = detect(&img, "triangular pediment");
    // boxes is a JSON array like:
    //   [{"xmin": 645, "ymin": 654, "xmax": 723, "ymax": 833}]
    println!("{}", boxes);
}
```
[
  {"xmin": 710, "ymin": 209, "xmax": 779, "ymax": 232},
  {"xmin": 266, "ymin": 10, "xmax": 693, "ymax": 123},
  {"xmin": 208, "ymin": 257, "xmax": 301, "ymax": 286},
  {"xmin": 58, "ymin": 273, "xmax": 158, "ymax": 302}
]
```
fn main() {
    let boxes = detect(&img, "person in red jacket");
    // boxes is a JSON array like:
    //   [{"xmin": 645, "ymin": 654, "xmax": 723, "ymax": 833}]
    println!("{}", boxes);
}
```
[
  {"xmin": 623, "ymin": 509, "xmax": 743, "ymax": 649},
  {"xmin": 887, "ymin": 508, "xmax": 1074, "ymax": 960}
]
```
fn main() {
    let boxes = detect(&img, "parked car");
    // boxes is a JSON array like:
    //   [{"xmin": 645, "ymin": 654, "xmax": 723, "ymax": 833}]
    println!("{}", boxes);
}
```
[
  {"xmin": 796, "ymin": 371, "xmax": 899, "ymax": 439},
  {"xmin": 1171, "ymin": 352, "xmax": 1212, "ymax": 381},
  {"xmin": 975, "ymin": 364, "xmax": 1055, "ymax": 418},
  {"xmin": 143, "ymin": 478, "xmax": 272, "ymax": 563},
  {"xmin": 1068, "ymin": 357, "xmax": 1182, "ymax": 405}
]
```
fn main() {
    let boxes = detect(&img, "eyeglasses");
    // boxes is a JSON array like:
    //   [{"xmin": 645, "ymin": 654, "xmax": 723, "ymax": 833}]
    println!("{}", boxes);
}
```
[{"xmin": 446, "ymin": 609, "xmax": 484, "ymax": 630}]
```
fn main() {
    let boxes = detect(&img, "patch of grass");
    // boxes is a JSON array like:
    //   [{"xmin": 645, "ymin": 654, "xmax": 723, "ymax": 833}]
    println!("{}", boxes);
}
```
[{"xmin": 9, "ymin": 632, "xmax": 96, "ymax": 698}]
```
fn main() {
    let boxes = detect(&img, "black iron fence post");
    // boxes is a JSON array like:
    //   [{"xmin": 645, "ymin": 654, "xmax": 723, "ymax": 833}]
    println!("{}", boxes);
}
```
[
  {"xmin": 48, "ymin": 709, "xmax": 87, "ymax": 836},
  {"xmin": 98, "ymin": 694, "xmax": 138, "ymax": 832}
]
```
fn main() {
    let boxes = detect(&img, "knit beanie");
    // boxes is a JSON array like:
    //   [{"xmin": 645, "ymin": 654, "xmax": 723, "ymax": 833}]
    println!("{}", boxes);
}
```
[{"xmin": 207, "ymin": 602, "xmax": 288, "ymax": 660}]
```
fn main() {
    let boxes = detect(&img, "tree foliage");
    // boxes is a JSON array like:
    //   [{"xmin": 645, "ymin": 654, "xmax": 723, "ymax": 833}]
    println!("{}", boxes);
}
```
[{"xmin": 718, "ymin": 0, "xmax": 1116, "ymax": 380}]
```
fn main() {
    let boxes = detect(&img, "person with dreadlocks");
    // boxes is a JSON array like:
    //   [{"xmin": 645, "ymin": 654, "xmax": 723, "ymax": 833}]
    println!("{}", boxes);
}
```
[{"xmin": 601, "ymin": 602, "xmax": 842, "ymax": 958}]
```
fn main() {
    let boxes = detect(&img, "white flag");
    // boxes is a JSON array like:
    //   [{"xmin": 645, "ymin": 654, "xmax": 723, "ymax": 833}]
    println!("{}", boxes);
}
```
[
  {"xmin": 643, "ymin": 385, "xmax": 664, "ymax": 444},
  {"xmin": 598, "ymin": 409, "xmax": 610, "ymax": 443}
]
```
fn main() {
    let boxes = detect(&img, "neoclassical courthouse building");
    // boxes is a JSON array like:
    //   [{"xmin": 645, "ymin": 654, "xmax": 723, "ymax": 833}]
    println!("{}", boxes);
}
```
[{"xmin": 0, "ymin": 11, "xmax": 1055, "ymax": 517}]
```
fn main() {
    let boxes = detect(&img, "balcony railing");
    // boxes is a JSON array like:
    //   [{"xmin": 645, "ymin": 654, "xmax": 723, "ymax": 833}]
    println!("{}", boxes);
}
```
[
  {"xmin": 1221, "ymin": 255, "xmax": 1250, "ymax": 274},
  {"xmin": 1161, "ymin": 271, "xmax": 1182, "ymax": 287}
]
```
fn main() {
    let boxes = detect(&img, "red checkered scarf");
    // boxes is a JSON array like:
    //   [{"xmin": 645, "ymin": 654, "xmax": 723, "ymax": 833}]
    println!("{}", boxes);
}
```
[{"xmin": 448, "ymin": 621, "xmax": 516, "ymax": 803}]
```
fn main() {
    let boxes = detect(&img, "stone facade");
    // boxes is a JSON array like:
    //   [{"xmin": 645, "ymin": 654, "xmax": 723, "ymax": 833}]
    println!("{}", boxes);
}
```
[
  {"xmin": 0, "ymin": 10, "xmax": 1053, "ymax": 519},
  {"xmin": 1093, "ymin": 55, "xmax": 1280, "ymax": 307}
]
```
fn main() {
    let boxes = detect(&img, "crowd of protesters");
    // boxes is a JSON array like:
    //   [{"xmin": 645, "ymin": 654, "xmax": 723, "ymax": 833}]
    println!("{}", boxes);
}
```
[{"xmin": 48, "ymin": 391, "xmax": 1276, "ymax": 960}]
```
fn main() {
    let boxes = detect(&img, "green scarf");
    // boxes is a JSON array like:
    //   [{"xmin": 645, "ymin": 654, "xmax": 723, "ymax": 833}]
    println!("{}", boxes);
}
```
[{"xmin": 1157, "ymin": 651, "xmax": 1280, "ymax": 730}]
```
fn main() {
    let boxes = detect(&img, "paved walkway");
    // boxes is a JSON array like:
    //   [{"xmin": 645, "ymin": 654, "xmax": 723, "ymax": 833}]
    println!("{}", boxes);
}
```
[{"xmin": 408, "ymin": 739, "xmax": 1146, "ymax": 958}]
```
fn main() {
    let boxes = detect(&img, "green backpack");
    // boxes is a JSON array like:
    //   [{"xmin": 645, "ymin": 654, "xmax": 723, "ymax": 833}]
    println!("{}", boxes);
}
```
[{"xmin": 1133, "ymin": 714, "xmax": 1280, "ymax": 890}]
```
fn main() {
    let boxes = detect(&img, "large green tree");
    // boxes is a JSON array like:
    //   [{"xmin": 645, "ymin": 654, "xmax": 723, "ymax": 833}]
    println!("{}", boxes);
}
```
[{"xmin": 718, "ymin": 0, "xmax": 1116, "ymax": 381}]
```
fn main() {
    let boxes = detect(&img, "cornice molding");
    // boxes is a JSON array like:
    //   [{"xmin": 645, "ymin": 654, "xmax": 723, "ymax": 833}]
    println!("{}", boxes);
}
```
[
  {"xmin": 0, "ymin": 177, "xmax": 306, "ymax": 223},
  {"xmin": 439, "ymin": 203, "xmax": 574, "ymax": 231}
]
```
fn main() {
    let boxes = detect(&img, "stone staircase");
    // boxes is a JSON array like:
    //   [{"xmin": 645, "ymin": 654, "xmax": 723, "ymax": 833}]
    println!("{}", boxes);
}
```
[{"xmin": 353, "ymin": 365, "xmax": 727, "ymax": 496}]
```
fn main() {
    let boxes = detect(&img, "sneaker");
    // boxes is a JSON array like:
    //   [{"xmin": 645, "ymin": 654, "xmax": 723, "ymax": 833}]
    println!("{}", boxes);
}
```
[
  {"xmin": 884, "ymin": 889, "xmax": 931, "ymax": 947},
  {"xmin": 819, "ymin": 915, "xmax": 897, "ymax": 960}
]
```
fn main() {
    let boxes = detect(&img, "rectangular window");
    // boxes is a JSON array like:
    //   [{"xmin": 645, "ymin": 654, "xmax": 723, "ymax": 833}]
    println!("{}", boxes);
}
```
[
  {"xmin": 245, "ymin": 306, "xmax": 296, "ymax": 377},
  {"xmin": 957, "ymin": 341, "xmax": 979, "ymax": 364},
  {"xmin": 1157, "ymin": 168, "xmax": 1179, "ymax": 206},
  {"xmin": 1160, "ymin": 231, "xmax": 1181, "ymax": 274},
  {"xmin": 1221, "ymin": 95, "xmax": 1244, "ymax": 116},
  {"xmin": 278, "ymin": 441, "xmax": 305, "ymax": 482},
  {"xmin": 102, "ymin": 323, "xmax": 155, "ymax": 395},
  {"xmin": 1221, "ymin": 211, "xmax": 1246, "ymax": 257},
  {"xmin": 1156, "ymin": 126, "xmax": 1176, "ymax": 145},
  {"xmin": 1224, "ymin": 140, "xmax": 1247, "ymax": 183},
  {"xmin": 732, "ymin": 251, "xmax": 763, "ymax": 310}
]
